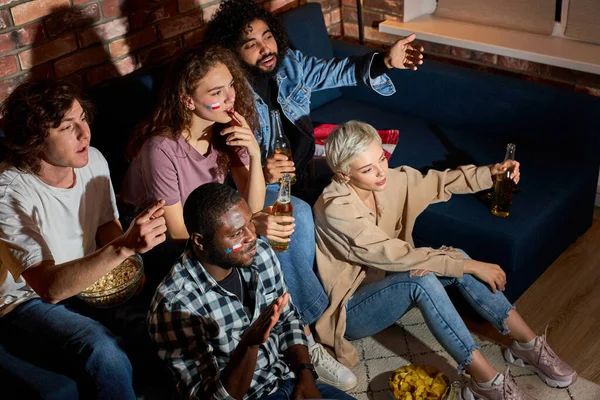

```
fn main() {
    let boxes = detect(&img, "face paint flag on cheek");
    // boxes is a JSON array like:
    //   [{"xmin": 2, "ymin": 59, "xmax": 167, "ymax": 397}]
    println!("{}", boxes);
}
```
[
  {"xmin": 206, "ymin": 102, "xmax": 221, "ymax": 110},
  {"xmin": 225, "ymin": 243, "xmax": 243, "ymax": 254}
]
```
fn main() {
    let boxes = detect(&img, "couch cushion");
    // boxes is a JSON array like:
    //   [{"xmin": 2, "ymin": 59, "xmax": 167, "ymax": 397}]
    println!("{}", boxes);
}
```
[
  {"xmin": 280, "ymin": 3, "xmax": 342, "ymax": 110},
  {"xmin": 311, "ymin": 97, "xmax": 595, "ymax": 300}
]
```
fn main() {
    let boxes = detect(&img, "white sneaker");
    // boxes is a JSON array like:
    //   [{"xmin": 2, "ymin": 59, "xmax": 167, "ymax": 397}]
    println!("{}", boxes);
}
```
[{"xmin": 308, "ymin": 342, "xmax": 357, "ymax": 391}]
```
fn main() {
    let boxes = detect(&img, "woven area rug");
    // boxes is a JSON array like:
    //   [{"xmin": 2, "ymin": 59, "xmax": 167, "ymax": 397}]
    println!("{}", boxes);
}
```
[{"xmin": 347, "ymin": 308, "xmax": 600, "ymax": 400}]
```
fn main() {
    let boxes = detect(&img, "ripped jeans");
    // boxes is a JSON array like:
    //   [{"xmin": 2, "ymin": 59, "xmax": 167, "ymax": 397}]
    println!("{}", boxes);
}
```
[{"xmin": 344, "ymin": 250, "xmax": 514, "ymax": 371}]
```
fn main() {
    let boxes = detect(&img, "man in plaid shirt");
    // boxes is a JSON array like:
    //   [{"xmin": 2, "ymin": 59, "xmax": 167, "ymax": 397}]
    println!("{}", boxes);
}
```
[{"xmin": 148, "ymin": 182, "xmax": 355, "ymax": 400}]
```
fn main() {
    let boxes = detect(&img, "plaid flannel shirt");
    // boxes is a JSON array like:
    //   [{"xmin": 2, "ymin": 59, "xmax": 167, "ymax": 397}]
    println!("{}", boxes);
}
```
[{"xmin": 148, "ymin": 239, "xmax": 308, "ymax": 400}]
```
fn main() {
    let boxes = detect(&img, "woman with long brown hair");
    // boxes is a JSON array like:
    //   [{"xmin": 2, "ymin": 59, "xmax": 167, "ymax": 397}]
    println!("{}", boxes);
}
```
[{"xmin": 120, "ymin": 46, "xmax": 265, "ymax": 240}]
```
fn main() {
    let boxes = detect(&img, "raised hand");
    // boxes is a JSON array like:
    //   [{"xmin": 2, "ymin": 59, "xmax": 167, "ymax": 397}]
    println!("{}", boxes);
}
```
[
  {"xmin": 490, "ymin": 160, "xmax": 521, "ymax": 184},
  {"xmin": 252, "ymin": 206, "xmax": 295, "ymax": 243},
  {"xmin": 120, "ymin": 200, "xmax": 167, "ymax": 255},
  {"xmin": 384, "ymin": 33, "xmax": 424, "ymax": 70},
  {"xmin": 264, "ymin": 153, "xmax": 296, "ymax": 184},
  {"xmin": 220, "ymin": 111, "xmax": 262, "ymax": 160},
  {"xmin": 242, "ymin": 293, "xmax": 289, "ymax": 346}
]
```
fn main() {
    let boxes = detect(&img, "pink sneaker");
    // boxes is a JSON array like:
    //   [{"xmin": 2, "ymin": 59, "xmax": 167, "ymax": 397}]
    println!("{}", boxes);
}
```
[
  {"xmin": 504, "ymin": 330, "xmax": 577, "ymax": 388},
  {"xmin": 462, "ymin": 369, "xmax": 536, "ymax": 400}
]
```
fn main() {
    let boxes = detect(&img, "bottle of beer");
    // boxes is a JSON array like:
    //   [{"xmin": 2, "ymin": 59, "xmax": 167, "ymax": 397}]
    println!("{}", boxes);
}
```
[
  {"xmin": 271, "ymin": 110, "xmax": 296, "ymax": 184},
  {"xmin": 268, "ymin": 174, "xmax": 294, "ymax": 252},
  {"xmin": 445, "ymin": 381, "xmax": 462, "ymax": 400},
  {"xmin": 491, "ymin": 143, "xmax": 517, "ymax": 218}
]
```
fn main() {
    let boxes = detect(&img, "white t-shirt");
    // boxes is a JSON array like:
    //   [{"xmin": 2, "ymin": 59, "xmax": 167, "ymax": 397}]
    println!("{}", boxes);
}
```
[{"xmin": 0, "ymin": 147, "xmax": 119, "ymax": 316}]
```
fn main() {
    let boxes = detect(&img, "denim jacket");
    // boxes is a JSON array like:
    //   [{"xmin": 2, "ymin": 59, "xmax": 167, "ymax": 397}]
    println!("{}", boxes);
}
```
[{"xmin": 253, "ymin": 49, "xmax": 397, "ymax": 162}]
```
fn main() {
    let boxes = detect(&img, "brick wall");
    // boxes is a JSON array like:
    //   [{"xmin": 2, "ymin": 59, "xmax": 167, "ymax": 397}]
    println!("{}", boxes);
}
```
[
  {"xmin": 341, "ymin": 0, "xmax": 600, "ymax": 97},
  {"xmin": 0, "ymin": 0, "xmax": 341, "ymax": 102}
]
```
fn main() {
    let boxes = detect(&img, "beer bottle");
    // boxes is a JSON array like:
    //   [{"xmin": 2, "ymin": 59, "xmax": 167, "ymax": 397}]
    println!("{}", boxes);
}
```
[
  {"xmin": 268, "ymin": 174, "xmax": 294, "ymax": 252},
  {"xmin": 491, "ymin": 143, "xmax": 516, "ymax": 218},
  {"xmin": 271, "ymin": 110, "xmax": 296, "ymax": 184},
  {"xmin": 445, "ymin": 381, "xmax": 462, "ymax": 400}
]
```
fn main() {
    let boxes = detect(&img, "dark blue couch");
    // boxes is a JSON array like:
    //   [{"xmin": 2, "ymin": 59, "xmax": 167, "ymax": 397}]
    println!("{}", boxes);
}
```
[{"xmin": 2, "ymin": 2, "xmax": 600, "ymax": 399}]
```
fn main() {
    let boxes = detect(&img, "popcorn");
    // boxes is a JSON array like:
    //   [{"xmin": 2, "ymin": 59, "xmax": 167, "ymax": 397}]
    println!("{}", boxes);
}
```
[
  {"xmin": 79, "ymin": 257, "xmax": 143, "ymax": 307},
  {"xmin": 389, "ymin": 364, "xmax": 449, "ymax": 400}
]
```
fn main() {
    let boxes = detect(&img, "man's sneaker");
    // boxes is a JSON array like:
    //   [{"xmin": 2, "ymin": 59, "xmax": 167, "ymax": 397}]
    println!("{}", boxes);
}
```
[
  {"xmin": 308, "ymin": 342, "xmax": 357, "ymax": 391},
  {"xmin": 504, "ymin": 330, "xmax": 577, "ymax": 388},
  {"xmin": 462, "ymin": 369, "xmax": 536, "ymax": 400}
]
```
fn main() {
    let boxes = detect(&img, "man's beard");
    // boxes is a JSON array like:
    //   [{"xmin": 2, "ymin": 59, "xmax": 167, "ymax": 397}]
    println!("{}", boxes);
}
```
[
  {"xmin": 245, "ymin": 51, "xmax": 285, "ymax": 78},
  {"xmin": 206, "ymin": 239, "xmax": 257, "ymax": 270}
]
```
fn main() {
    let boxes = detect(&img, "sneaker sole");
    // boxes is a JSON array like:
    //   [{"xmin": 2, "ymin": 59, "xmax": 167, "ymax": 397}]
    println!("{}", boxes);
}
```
[
  {"xmin": 317, "ymin": 376, "xmax": 358, "ymax": 392},
  {"xmin": 503, "ymin": 348, "xmax": 577, "ymax": 388}
]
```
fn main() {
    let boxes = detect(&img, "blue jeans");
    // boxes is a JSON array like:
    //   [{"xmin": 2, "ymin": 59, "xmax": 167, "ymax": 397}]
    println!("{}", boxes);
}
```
[
  {"xmin": 265, "ymin": 184, "xmax": 328, "ymax": 325},
  {"xmin": 263, "ymin": 378, "xmax": 356, "ymax": 400},
  {"xmin": 345, "ymin": 250, "xmax": 514, "ymax": 371},
  {"xmin": 0, "ymin": 298, "xmax": 136, "ymax": 399}
]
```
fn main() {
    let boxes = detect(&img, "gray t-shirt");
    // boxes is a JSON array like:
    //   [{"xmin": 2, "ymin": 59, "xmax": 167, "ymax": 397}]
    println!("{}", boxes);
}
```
[
  {"xmin": 0, "ymin": 147, "xmax": 119, "ymax": 316},
  {"xmin": 120, "ymin": 135, "xmax": 249, "ymax": 209}
]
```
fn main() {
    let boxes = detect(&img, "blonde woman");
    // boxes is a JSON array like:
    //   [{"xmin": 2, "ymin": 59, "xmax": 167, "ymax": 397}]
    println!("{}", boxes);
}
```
[{"xmin": 313, "ymin": 121, "xmax": 576, "ymax": 400}]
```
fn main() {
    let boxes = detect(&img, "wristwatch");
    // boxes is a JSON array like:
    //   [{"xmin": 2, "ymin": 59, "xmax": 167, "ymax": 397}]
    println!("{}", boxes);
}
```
[{"xmin": 297, "ymin": 363, "xmax": 319, "ymax": 380}]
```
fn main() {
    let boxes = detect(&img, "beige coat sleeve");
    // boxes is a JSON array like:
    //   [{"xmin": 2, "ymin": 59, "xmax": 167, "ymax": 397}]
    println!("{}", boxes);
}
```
[
  {"xmin": 321, "ymin": 202, "xmax": 464, "ymax": 277},
  {"xmin": 403, "ymin": 165, "xmax": 494, "ymax": 209}
]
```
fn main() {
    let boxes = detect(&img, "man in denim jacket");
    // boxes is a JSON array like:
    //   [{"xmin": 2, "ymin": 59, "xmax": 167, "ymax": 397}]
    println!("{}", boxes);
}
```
[{"xmin": 206, "ymin": 0, "xmax": 423, "ymax": 390}]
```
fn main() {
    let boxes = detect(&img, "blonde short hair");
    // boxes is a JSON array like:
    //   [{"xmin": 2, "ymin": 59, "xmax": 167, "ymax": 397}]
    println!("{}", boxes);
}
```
[{"xmin": 325, "ymin": 120, "xmax": 382, "ymax": 175}]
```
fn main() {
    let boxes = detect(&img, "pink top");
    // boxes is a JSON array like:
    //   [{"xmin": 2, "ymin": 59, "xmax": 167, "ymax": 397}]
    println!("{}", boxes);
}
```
[{"xmin": 120, "ymin": 135, "xmax": 249, "ymax": 208}]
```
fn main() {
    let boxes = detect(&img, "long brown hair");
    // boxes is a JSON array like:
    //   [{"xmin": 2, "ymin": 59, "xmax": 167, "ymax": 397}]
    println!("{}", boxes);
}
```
[{"xmin": 127, "ymin": 46, "xmax": 258, "ymax": 174}]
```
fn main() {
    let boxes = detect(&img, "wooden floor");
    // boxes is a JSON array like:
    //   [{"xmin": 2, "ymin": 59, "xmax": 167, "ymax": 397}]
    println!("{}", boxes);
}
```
[{"xmin": 466, "ymin": 208, "xmax": 600, "ymax": 384}]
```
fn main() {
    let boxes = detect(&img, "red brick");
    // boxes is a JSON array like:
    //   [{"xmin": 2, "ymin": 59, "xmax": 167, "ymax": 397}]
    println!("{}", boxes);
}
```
[
  {"xmin": 546, "ymin": 66, "xmax": 600, "ymax": 88},
  {"xmin": 78, "ymin": 16, "xmax": 129, "ymax": 48},
  {"xmin": 54, "ymin": 45, "xmax": 109, "ymax": 77},
  {"xmin": 312, "ymin": 0, "xmax": 336, "ymax": 12},
  {"xmin": 0, "ymin": 74, "xmax": 27, "ymax": 102},
  {"xmin": 87, "ymin": 56, "xmax": 138, "ymax": 85},
  {"xmin": 138, "ymin": 39, "xmax": 180, "ymax": 65},
  {"xmin": 574, "ymin": 85, "xmax": 600, "ymax": 97},
  {"xmin": 74, "ymin": 0, "xmax": 95, "ymax": 5},
  {"xmin": 498, "ymin": 56, "xmax": 546, "ymax": 75},
  {"xmin": 330, "ymin": 7, "xmax": 340, "ymax": 24},
  {"xmin": 363, "ymin": 0, "xmax": 401, "ymax": 15},
  {"xmin": 45, "ymin": 4, "xmax": 101, "ymax": 37},
  {"xmin": 101, "ymin": 0, "xmax": 122, "ymax": 18},
  {"xmin": 19, "ymin": 34, "xmax": 77, "ymax": 69},
  {"xmin": 413, "ymin": 39, "xmax": 449, "ymax": 56},
  {"xmin": 341, "ymin": 0, "xmax": 354, "ymax": 6},
  {"xmin": 0, "ymin": 23, "xmax": 44, "ymax": 53},
  {"xmin": 183, "ymin": 26, "xmax": 205, "ymax": 47},
  {"xmin": 0, "ymin": 9, "xmax": 11, "ymax": 30},
  {"xmin": 0, "ymin": 0, "xmax": 19, "ymax": 7},
  {"xmin": 344, "ymin": 21, "xmax": 358, "ymax": 38},
  {"xmin": 11, "ymin": 0, "xmax": 71, "ymax": 25},
  {"xmin": 157, "ymin": 10, "xmax": 202, "ymax": 39},
  {"xmin": 201, "ymin": 3, "xmax": 219, "ymax": 22},
  {"xmin": 130, "ymin": 0, "xmax": 178, "ymax": 30},
  {"xmin": 108, "ymin": 26, "xmax": 157, "ymax": 57},
  {"xmin": 0, "ymin": 56, "xmax": 19, "ymax": 78},
  {"xmin": 364, "ymin": 26, "xmax": 396, "ymax": 44},
  {"xmin": 177, "ymin": 0, "xmax": 212, "ymax": 13},
  {"xmin": 267, "ymin": 0, "xmax": 298, "ymax": 13},
  {"xmin": 327, "ymin": 22, "xmax": 342, "ymax": 36},
  {"xmin": 450, "ymin": 46, "xmax": 497, "ymax": 65}
]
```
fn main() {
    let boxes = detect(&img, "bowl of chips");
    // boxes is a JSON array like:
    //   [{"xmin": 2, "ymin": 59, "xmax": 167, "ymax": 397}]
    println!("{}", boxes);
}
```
[
  {"xmin": 77, "ymin": 255, "xmax": 144, "ymax": 308},
  {"xmin": 389, "ymin": 364, "xmax": 449, "ymax": 400}
]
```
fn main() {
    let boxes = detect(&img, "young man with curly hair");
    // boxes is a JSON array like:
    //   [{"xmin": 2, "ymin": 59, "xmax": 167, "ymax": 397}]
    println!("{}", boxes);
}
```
[
  {"xmin": 0, "ymin": 80, "xmax": 167, "ymax": 398},
  {"xmin": 205, "ymin": 0, "xmax": 423, "ymax": 390}
]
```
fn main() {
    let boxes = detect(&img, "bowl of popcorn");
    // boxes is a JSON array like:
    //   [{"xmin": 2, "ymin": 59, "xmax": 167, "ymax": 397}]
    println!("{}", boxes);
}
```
[
  {"xmin": 77, "ymin": 255, "xmax": 144, "ymax": 308},
  {"xmin": 389, "ymin": 364, "xmax": 450, "ymax": 400}
]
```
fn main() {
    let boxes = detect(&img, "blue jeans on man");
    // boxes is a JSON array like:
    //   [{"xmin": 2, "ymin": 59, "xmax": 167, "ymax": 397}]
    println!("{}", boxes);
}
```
[{"xmin": 0, "ymin": 298, "xmax": 136, "ymax": 399}]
